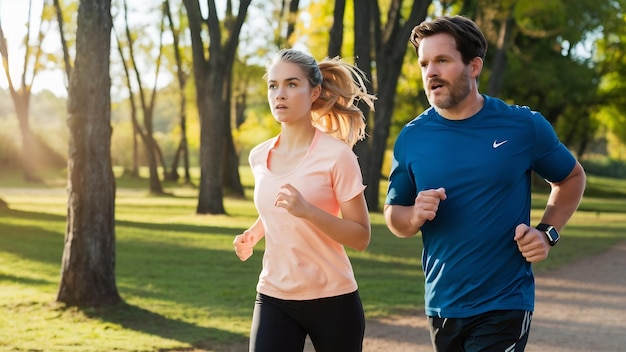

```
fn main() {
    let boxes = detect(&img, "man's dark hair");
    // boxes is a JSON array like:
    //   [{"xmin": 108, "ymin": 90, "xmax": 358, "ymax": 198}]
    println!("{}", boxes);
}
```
[{"xmin": 410, "ymin": 15, "xmax": 487, "ymax": 64}]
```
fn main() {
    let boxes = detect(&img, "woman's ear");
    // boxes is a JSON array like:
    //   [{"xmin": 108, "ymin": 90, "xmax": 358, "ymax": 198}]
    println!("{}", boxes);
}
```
[{"xmin": 311, "ymin": 85, "xmax": 321, "ymax": 102}]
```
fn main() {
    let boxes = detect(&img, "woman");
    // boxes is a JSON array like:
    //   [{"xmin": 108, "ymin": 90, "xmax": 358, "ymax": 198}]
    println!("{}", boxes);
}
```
[{"xmin": 233, "ymin": 48, "xmax": 376, "ymax": 352}]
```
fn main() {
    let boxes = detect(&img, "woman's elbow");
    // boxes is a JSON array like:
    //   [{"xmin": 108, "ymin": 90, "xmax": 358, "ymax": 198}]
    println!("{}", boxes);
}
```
[{"xmin": 350, "ymin": 229, "xmax": 371, "ymax": 252}]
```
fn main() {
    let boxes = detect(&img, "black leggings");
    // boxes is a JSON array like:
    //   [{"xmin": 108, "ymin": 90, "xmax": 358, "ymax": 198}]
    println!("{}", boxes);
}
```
[{"xmin": 249, "ymin": 291, "xmax": 365, "ymax": 352}]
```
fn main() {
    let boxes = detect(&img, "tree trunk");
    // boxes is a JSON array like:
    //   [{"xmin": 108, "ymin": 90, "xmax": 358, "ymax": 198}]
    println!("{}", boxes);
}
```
[
  {"xmin": 17, "ymin": 112, "xmax": 42, "ymax": 183},
  {"xmin": 0, "ymin": 3, "xmax": 62, "ymax": 182},
  {"xmin": 353, "ymin": 0, "xmax": 374, "ymax": 194},
  {"xmin": 328, "ymin": 0, "xmax": 345, "ymax": 58},
  {"xmin": 222, "ymin": 74, "xmax": 244, "ymax": 197},
  {"xmin": 164, "ymin": 0, "xmax": 192, "ymax": 184},
  {"xmin": 145, "ymin": 132, "xmax": 164, "ymax": 194},
  {"xmin": 195, "ymin": 68, "xmax": 227, "ymax": 214},
  {"xmin": 286, "ymin": 0, "xmax": 301, "ymax": 43},
  {"xmin": 358, "ymin": 0, "xmax": 431, "ymax": 212},
  {"xmin": 184, "ymin": 0, "xmax": 252, "ymax": 214},
  {"xmin": 57, "ymin": 0, "xmax": 121, "ymax": 307},
  {"xmin": 487, "ymin": 14, "xmax": 515, "ymax": 97},
  {"xmin": 222, "ymin": 128, "xmax": 245, "ymax": 197}
]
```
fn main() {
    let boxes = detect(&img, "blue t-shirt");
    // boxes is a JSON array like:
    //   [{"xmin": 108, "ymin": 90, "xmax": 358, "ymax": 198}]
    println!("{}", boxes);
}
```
[{"xmin": 386, "ymin": 95, "xmax": 576, "ymax": 318}]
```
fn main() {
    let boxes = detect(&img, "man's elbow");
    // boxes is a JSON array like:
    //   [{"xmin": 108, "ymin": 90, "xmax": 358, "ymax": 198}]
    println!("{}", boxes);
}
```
[
  {"xmin": 384, "ymin": 206, "xmax": 417, "ymax": 238},
  {"xmin": 389, "ymin": 227, "xmax": 418, "ymax": 239}
]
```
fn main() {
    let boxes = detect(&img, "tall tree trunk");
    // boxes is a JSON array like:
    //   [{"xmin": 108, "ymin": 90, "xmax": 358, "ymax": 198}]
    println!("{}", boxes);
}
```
[
  {"xmin": 57, "ymin": 0, "xmax": 121, "ymax": 307},
  {"xmin": 53, "ymin": 0, "xmax": 72, "ymax": 82},
  {"xmin": 286, "ymin": 0, "xmax": 300, "ymax": 43},
  {"xmin": 114, "ymin": 33, "xmax": 140, "ymax": 178},
  {"xmin": 328, "ymin": 0, "xmax": 345, "ymax": 58},
  {"xmin": 222, "ymin": 74, "xmax": 244, "ymax": 197},
  {"xmin": 487, "ymin": 13, "xmax": 515, "ymax": 96},
  {"xmin": 120, "ymin": 0, "xmax": 165, "ymax": 194},
  {"xmin": 195, "ymin": 63, "xmax": 227, "ymax": 214},
  {"xmin": 184, "ymin": 0, "xmax": 252, "ymax": 214},
  {"xmin": 352, "ymin": 0, "xmax": 374, "ymax": 192},
  {"xmin": 164, "ymin": 0, "xmax": 192, "ymax": 184},
  {"xmin": 358, "ymin": 0, "xmax": 431, "ymax": 211},
  {"xmin": 14, "ymin": 95, "xmax": 41, "ymax": 182},
  {"xmin": 0, "ymin": 14, "xmax": 40, "ymax": 182},
  {"xmin": 222, "ymin": 128, "xmax": 245, "ymax": 197}
]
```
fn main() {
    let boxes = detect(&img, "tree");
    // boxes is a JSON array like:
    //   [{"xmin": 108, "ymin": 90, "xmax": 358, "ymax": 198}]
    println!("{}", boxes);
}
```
[
  {"xmin": 0, "ymin": 0, "xmax": 65, "ymax": 182},
  {"xmin": 114, "ymin": 30, "xmax": 141, "ymax": 178},
  {"xmin": 164, "ymin": 0, "xmax": 193, "ymax": 184},
  {"xmin": 595, "ymin": 0, "xmax": 626, "ymax": 152},
  {"xmin": 117, "ymin": 0, "xmax": 167, "ymax": 194},
  {"xmin": 57, "ymin": 0, "xmax": 121, "ymax": 307},
  {"xmin": 183, "ymin": 0, "xmax": 252, "ymax": 214},
  {"xmin": 354, "ymin": 0, "xmax": 432, "ymax": 211},
  {"xmin": 53, "ymin": 0, "xmax": 73, "ymax": 80},
  {"xmin": 327, "ymin": 0, "xmax": 345, "ymax": 57}
]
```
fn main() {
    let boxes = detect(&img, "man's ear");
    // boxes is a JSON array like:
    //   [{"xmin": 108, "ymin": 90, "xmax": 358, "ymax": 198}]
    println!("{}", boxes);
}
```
[{"xmin": 470, "ymin": 57, "xmax": 484, "ymax": 79}]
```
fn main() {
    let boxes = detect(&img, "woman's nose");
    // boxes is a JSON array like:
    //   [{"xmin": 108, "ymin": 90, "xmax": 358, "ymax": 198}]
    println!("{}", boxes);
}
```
[{"xmin": 275, "ymin": 89, "xmax": 286, "ymax": 100}]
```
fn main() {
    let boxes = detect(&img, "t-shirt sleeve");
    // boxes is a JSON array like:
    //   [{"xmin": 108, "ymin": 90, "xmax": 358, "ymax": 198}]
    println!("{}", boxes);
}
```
[
  {"xmin": 386, "ymin": 131, "xmax": 417, "ymax": 206},
  {"xmin": 530, "ymin": 112, "xmax": 576, "ymax": 183},
  {"xmin": 332, "ymin": 147, "xmax": 366, "ymax": 203}
]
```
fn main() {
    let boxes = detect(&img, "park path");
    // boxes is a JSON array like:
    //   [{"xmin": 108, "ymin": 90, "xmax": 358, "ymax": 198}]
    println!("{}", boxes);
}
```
[{"xmin": 302, "ymin": 239, "xmax": 626, "ymax": 352}]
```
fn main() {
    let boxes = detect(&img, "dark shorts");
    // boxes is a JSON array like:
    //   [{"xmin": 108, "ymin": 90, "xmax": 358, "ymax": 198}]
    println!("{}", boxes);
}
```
[
  {"xmin": 428, "ymin": 310, "xmax": 532, "ymax": 352},
  {"xmin": 249, "ymin": 291, "xmax": 365, "ymax": 352}
]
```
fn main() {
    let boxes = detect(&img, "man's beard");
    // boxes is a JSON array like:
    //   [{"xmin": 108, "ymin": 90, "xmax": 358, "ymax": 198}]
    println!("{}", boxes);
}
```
[{"xmin": 428, "ymin": 68, "xmax": 471, "ymax": 110}]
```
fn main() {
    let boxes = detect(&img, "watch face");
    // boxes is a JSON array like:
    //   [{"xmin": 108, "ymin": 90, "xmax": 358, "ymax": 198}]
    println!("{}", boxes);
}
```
[{"xmin": 545, "ymin": 226, "xmax": 559, "ymax": 245}]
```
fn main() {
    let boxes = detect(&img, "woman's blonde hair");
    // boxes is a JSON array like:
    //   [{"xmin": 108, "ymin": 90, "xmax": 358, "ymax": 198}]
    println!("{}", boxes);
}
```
[{"xmin": 266, "ymin": 49, "xmax": 376, "ymax": 147}]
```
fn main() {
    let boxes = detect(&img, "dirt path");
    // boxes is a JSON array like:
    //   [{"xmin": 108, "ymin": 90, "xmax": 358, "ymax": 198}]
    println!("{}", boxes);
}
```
[
  {"xmin": 200, "ymin": 240, "xmax": 626, "ymax": 352},
  {"xmin": 304, "ymin": 240, "xmax": 626, "ymax": 352}
]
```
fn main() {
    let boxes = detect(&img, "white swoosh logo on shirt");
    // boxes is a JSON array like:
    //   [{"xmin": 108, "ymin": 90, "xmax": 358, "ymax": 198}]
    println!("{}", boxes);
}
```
[{"xmin": 492, "ymin": 140, "xmax": 508, "ymax": 148}]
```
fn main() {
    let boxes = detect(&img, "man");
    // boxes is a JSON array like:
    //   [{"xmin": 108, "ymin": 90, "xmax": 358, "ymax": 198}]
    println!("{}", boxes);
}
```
[{"xmin": 384, "ymin": 15, "xmax": 586, "ymax": 351}]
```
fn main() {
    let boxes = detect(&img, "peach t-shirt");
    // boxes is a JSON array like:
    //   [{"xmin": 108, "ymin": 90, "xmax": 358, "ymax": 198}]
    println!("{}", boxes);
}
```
[{"xmin": 248, "ymin": 128, "xmax": 366, "ymax": 300}]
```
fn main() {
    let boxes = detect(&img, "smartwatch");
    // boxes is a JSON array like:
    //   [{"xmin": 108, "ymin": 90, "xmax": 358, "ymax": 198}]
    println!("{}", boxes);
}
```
[{"xmin": 536, "ymin": 223, "xmax": 560, "ymax": 246}]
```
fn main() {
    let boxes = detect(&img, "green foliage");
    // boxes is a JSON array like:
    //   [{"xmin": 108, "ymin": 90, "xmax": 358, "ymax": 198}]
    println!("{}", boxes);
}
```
[
  {"xmin": 235, "ymin": 110, "xmax": 280, "ymax": 158},
  {"xmin": 514, "ymin": 0, "xmax": 567, "ymax": 37},
  {"xmin": 596, "ymin": 18, "xmax": 626, "ymax": 147},
  {"xmin": 296, "ymin": 0, "xmax": 335, "ymax": 59},
  {"xmin": 581, "ymin": 157, "xmax": 626, "ymax": 179}
]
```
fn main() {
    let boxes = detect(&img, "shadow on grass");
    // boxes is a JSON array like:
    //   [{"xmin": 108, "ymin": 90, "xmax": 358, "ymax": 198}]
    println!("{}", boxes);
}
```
[
  {"xmin": 0, "ymin": 272, "xmax": 52, "ymax": 286},
  {"xmin": 116, "ymin": 218, "xmax": 244, "ymax": 236},
  {"xmin": 0, "ymin": 207, "xmax": 65, "ymax": 222},
  {"xmin": 81, "ymin": 302, "xmax": 247, "ymax": 348},
  {"xmin": 0, "ymin": 209, "xmax": 65, "ymax": 266}
]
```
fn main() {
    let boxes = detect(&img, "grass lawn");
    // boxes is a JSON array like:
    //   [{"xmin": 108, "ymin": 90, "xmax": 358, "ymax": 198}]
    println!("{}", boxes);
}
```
[{"xmin": 0, "ymin": 169, "xmax": 625, "ymax": 351}]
